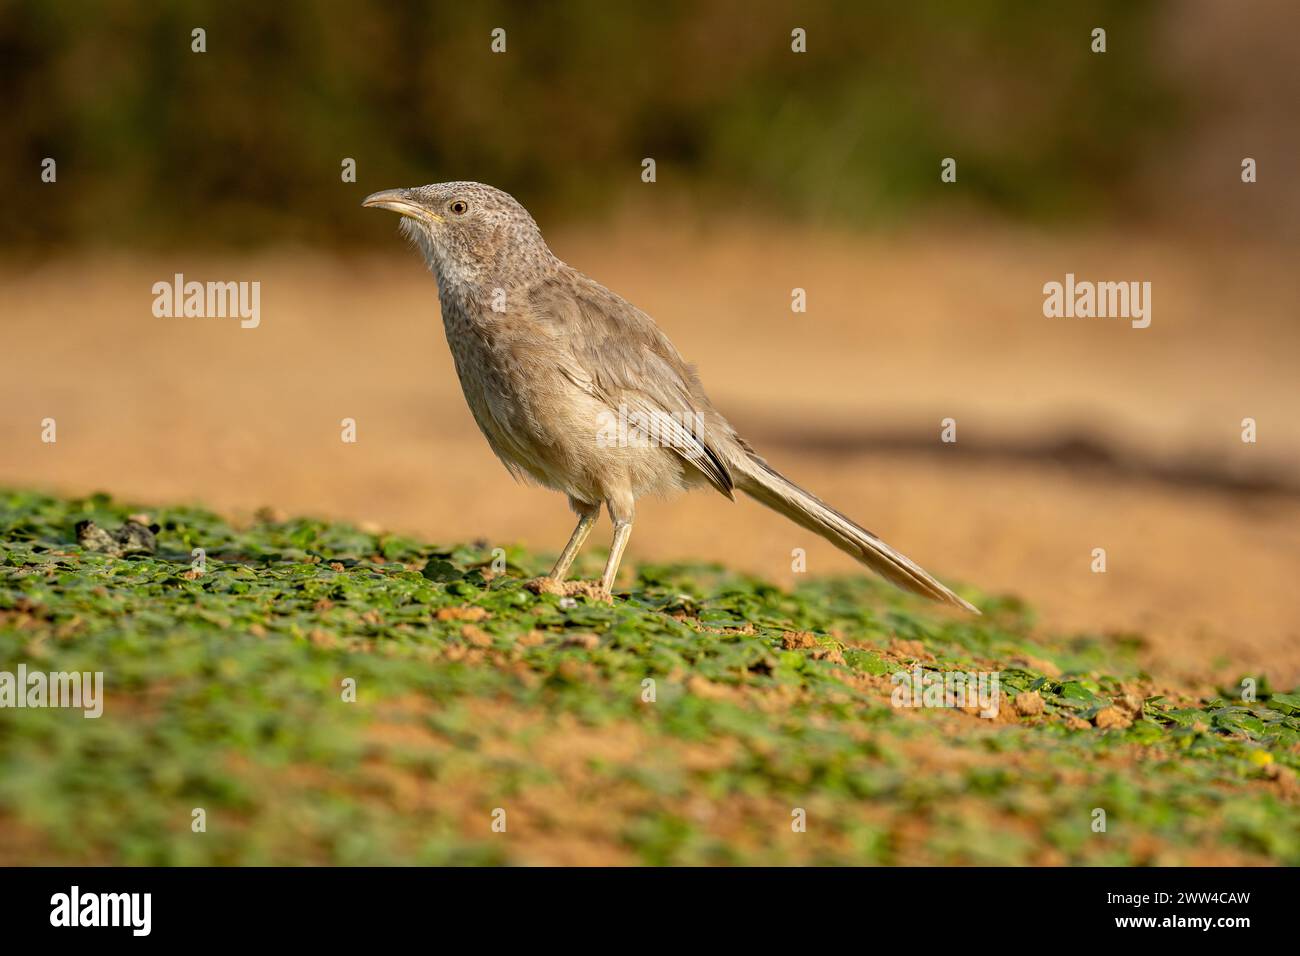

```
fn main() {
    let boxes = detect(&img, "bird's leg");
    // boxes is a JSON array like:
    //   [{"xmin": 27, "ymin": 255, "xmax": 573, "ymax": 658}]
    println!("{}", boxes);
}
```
[
  {"xmin": 548, "ymin": 499, "xmax": 600, "ymax": 582},
  {"xmin": 599, "ymin": 494, "xmax": 635, "ymax": 594},
  {"xmin": 599, "ymin": 522, "xmax": 632, "ymax": 593}
]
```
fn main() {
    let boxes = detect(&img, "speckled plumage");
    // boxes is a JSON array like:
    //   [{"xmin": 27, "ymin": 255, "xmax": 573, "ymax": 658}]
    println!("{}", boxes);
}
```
[{"xmin": 364, "ymin": 182, "xmax": 975, "ymax": 610}]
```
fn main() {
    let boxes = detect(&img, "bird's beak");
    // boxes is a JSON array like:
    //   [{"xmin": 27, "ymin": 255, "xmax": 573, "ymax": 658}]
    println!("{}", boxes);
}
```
[{"xmin": 362, "ymin": 189, "xmax": 444, "ymax": 224}]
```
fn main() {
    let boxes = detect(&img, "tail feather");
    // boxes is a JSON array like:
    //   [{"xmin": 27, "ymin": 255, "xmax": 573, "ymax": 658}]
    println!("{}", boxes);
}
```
[{"xmin": 732, "ymin": 452, "xmax": 978, "ymax": 613}]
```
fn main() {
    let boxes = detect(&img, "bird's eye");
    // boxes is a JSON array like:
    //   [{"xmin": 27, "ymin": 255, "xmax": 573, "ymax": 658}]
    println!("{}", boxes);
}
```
[{"xmin": 449, "ymin": 200, "xmax": 469, "ymax": 215}]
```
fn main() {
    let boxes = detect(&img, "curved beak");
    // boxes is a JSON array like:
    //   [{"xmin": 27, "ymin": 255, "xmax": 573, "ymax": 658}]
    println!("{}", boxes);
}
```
[{"xmin": 362, "ymin": 189, "xmax": 444, "ymax": 223}]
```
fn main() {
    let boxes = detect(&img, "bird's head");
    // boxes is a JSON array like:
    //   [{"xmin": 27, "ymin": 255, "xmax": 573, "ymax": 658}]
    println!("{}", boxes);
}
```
[{"xmin": 363, "ymin": 181, "xmax": 554, "ymax": 292}]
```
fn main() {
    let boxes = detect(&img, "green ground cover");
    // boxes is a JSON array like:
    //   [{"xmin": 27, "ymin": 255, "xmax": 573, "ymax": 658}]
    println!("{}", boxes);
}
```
[{"xmin": 1, "ymin": 490, "xmax": 1295, "ymax": 865}]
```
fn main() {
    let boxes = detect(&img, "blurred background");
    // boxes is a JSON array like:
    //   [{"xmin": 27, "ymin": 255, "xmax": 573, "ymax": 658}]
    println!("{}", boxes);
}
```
[{"xmin": 1, "ymin": 0, "xmax": 1297, "ymax": 688}]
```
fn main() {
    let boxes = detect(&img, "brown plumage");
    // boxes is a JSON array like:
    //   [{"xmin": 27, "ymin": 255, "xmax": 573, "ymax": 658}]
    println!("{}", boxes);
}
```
[{"xmin": 363, "ymin": 181, "xmax": 976, "ymax": 612}]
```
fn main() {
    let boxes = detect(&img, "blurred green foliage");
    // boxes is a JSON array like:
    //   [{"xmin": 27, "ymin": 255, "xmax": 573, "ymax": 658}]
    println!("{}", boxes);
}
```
[{"xmin": 0, "ymin": 0, "xmax": 1181, "ymax": 248}]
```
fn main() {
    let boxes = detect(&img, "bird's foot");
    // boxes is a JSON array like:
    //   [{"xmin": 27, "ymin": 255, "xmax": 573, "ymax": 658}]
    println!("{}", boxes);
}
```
[{"xmin": 524, "ymin": 577, "xmax": 614, "ymax": 604}]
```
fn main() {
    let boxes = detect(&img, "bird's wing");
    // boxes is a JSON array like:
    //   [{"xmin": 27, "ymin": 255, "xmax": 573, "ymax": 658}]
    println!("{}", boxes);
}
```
[{"xmin": 527, "ymin": 271, "xmax": 734, "ymax": 498}]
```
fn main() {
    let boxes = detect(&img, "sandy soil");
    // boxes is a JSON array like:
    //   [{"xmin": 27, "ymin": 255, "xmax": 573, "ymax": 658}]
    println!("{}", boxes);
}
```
[{"xmin": 2, "ymin": 222, "xmax": 1297, "ymax": 688}]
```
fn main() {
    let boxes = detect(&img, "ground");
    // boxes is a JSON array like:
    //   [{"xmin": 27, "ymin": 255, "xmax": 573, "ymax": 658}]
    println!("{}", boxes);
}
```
[{"xmin": 1, "ymin": 490, "xmax": 1296, "ymax": 866}]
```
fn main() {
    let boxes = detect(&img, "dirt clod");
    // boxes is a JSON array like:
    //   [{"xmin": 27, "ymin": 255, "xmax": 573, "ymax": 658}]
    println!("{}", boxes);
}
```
[
  {"xmin": 781, "ymin": 631, "xmax": 819, "ymax": 649},
  {"xmin": 1014, "ymin": 691, "xmax": 1045, "ymax": 716},
  {"xmin": 74, "ymin": 519, "xmax": 158, "ymax": 557},
  {"xmin": 524, "ymin": 578, "xmax": 614, "ymax": 604},
  {"xmin": 1094, "ymin": 707, "xmax": 1133, "ymax": 730},
  {"xmin": 1113, "ymin": 693, "xmax": 1145, "ymax": 719},
  {"xmin": 460, "ymin": 624, "xmax": 493, "ymax": 647},
  {"xmin": 437, "ymin": 606, "xmax": 489, "ymax": 622}
]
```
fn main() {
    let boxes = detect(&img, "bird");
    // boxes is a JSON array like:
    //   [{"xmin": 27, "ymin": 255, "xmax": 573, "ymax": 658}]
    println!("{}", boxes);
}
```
[{"xmin": 363, "ymin": 181, "xmax": 976, "ymax": 612}]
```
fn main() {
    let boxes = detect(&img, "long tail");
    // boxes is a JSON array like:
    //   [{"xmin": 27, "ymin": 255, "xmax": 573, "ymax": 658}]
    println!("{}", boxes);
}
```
[{"xmin": 731, "ymin": 451, "xmax": 978, "ymax": 613}]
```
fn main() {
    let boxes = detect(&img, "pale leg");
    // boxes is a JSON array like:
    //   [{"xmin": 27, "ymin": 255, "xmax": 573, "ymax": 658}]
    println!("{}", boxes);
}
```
[
  {"xmin": 599, "ymin": 521, "xmax": 632, "ymax": 592},
  {"xmin": 548, "ymin": 499, "xmax": 600, "ymax": 582},
  {"xmin": 599, "ymin": 493, "xmax": 635, "ymax": 593}
]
